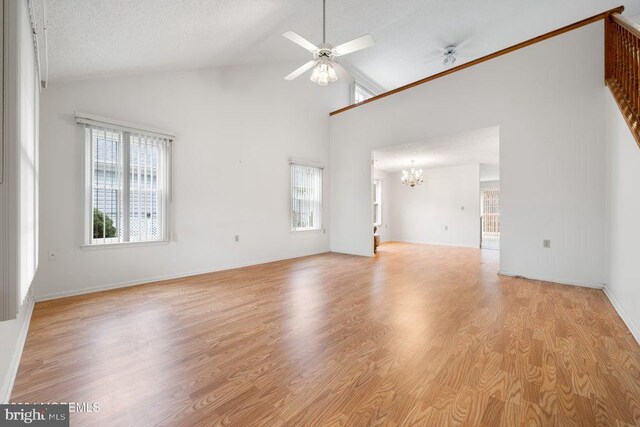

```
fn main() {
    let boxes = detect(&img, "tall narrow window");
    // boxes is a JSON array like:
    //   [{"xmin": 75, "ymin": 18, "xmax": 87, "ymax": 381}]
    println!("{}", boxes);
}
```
[
  {"xmin": 80, "ymin": 115, "xmax": 172, "ymax": 246},
  {"xmin": 290, "ymin": 163, "xmax": 323, "ymax": 231},
  {"xmin": 352, "ymin": 82, "xmax": 375, "ymax": 104},
  {"xmin": 373, "ymin": 179, "xmax": 382, "ymax": 226}
]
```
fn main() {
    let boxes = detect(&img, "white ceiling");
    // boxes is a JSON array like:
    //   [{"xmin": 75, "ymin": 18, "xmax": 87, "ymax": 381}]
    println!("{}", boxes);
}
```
[
  {"xmin": 373, "ymin": 126, "xmax": 499, "ymax": 172},
  {"xmin": 42, "ymin": 0, "xmax": 640, "ymax": 89}
]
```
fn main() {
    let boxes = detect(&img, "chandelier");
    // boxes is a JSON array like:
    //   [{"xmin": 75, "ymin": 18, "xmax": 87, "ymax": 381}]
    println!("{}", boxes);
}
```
[{"xmin": 401, "ymin": 161, "xmax": 424, "ymax": 187}]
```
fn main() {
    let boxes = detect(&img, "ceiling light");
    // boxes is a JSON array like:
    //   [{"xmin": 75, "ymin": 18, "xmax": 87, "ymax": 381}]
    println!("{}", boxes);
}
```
[
  {"xmin": 282, "ymin": 0, "xmax": 375, "ymax": 86},
  {"xmin": 401, "ymin": 160, "xmax": 424, "ymax": 188},
  {"xmin": 310, "ymin": 60, "xmax": 338, "ymax": 86}
]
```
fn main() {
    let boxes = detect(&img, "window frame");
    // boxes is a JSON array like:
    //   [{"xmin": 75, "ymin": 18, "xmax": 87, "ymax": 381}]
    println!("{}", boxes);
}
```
[
  {"xmin": 289, "ymin": 160, "xmax": 323, "ymax": 232},
  {"xmin": 78, "ymin": 113, "xmax": 173, "ymax": 249},
  {"xmin": 351, "ymin": 81, "xmax": 376, "ymax": 104}
]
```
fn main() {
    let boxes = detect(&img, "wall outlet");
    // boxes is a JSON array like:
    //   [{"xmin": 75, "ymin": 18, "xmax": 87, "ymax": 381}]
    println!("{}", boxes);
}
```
[
  {"xmin": 445, "ymin": 226, "xmax": 448, "ymax": 231},
  {"xmin": 461, "ymin": 206, "xmax": 465, "ymax": 210},
  {"xmin": 48, "ymin": 251, "xmax": 57, "ymax": 261},
  {"xmin": 543, "ymin": 239, "xmax": 551, "ymax": 248},
  {"xmin": 235, "ymin": 235, "xmax": 240, "ymax": 242}
]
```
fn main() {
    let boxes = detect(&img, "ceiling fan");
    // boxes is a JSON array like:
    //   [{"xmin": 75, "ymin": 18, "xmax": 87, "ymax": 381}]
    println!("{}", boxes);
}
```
[
  {"xmin": 425, "ymin": 40, "xmax": 473, "ymax": 67},
  {"xmin": 283, "ymin": 0, "xmax": 375, "ymax": 86}
]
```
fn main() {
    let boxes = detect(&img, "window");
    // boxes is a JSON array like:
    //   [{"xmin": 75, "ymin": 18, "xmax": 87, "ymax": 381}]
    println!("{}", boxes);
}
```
[
  {"xmin": 290, "ymin": 163, "xmax": 323, "ymax": 231},
  {"xmin": 373, "ymin": 179, "xmax": 382, "ymax": 225},
  {"xmin": 481, "ymin": 189, "xmax": 500, "ymax": 236},
  {"xmin": 352, "ymin": 82, "xmax": 375, "ymax": 104},
  {"xmin": 80, "ymin": 115, "xmax": 172, "ymax": 246}
]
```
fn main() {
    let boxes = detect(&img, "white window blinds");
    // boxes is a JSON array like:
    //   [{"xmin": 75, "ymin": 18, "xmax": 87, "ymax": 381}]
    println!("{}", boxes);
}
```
[
  {"xmin": 373, "ymin": 179, "xmax": 382, "ymax": 225},
  {"xmin": 290, "ymin": 163, "xmax": 323, "ymax": 231},
  {"xmin": 81, "ymin": 116, "xmax": 172, "ymax": 246}
]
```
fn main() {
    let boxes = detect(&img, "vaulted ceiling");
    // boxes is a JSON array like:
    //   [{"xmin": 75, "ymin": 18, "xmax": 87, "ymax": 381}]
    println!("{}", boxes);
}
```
[{"xmin": 42, "ymin": 0, "xmax": 639, "ymax": 90}]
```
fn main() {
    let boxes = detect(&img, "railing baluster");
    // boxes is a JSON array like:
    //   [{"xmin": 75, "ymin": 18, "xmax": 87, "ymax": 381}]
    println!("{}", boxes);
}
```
[
  {"xmin": 633, "ymin": 37, "xmax": 640, "ymax": 111},
  {"xmin": 607, "ymin": 12, "xmax": 640, "ymax": 148}
]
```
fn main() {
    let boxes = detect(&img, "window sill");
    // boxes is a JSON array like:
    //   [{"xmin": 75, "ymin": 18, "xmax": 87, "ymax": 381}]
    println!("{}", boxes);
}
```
[
  {"xmin": 81, "ymin": 240, "xmax": 170, "ymax": 251},
  {"xmin": 291, "ymin": 228, "xmax": 325, "ymax": 233}
]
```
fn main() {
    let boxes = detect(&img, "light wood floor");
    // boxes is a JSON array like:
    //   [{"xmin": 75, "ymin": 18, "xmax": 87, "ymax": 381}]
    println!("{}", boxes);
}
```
[{"xmin": 11, "ymin": 243, "xmax": 640, "ymax": 426}]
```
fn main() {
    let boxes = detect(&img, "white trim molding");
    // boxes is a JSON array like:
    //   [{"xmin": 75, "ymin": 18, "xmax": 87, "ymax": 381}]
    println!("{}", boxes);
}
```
[
  {"xmin": 35, "ymin": 250, "xmax": 329, "ymax": 302},
  {"xmin": 0, "ymin": 292, "xmax": 34, "ymax": 403},
  {"xmin": 498, "ymin": 271, "xmax": 605, "ymax": 289},
  {"xmin": 603, "ymin": 285, "xmax": 640, "ymax": 344},
  {"xmin": 75, "ymin": 111, "xmax": 175, "ymax": 140},
  {"xmin": 288, "ymin": 157, "xmax": 324, "ymax": 169}
]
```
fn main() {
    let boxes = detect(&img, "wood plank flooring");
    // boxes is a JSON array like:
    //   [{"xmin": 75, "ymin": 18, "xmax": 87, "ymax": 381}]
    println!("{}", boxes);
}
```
[{"xmin": 11, "ymin": 242, "xmax": 640, "ymax": 426}]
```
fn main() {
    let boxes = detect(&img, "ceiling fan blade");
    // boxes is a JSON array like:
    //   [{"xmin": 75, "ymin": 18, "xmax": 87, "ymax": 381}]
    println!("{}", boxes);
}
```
[
  {"xmin": 284, "ymin": 60, "xmax": 317, "ymax": 81},
  {"xmin": 455, "ymin": 38, "xmax": 472, "ymax": 51},
  {"xmin": 333, "ymin": 34, "xmax": 375, "ymax": 56},
  {"xmin": 424, "ymin": 54, "xmax": 444, "ymax": 64},
  {"xmin": 332, "ymin": 62, "xmax": 352, "ymax": 81},
  {"xmin": 282, "ymin": 31, "xmax": 318, "ymax": 53}
]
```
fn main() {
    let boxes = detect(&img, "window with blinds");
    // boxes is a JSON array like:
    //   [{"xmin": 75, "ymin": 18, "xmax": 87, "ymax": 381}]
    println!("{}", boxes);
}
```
[
  {"xmin": 290, "ymin": 163, "xmax": 322, "ymax": 231},
  {"xmin": 373, "ymin": 179, "xmax": 382, "ymax": 225},
  {"xmin": 81, "ymin": 116, "xmax": 172, "ymax": 246}
]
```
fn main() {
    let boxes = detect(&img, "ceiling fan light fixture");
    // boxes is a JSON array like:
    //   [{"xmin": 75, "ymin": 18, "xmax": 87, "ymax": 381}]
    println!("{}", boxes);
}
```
[
  {"xmin": 443, "ymin": 48, "xmax": 457, "ymax": 66},
  {"xmin": 283, "ymin": 0, "xmax": 374, "ymax": 85},
  {"xmin": 310, "ymin": 61, "xmax": 338, "ymax": 86}
]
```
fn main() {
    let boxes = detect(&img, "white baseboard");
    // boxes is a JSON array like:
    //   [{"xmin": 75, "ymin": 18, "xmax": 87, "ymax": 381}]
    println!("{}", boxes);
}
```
[
  {"xmin": 387, "ymin": 239, "xmax": 480, "ymax": 249},
  {"xmin": 35, "ymin": 250, "xmax": 329, "ymax": 302},
  {"xmin": 603, "ymin": 285, "xmax": 640, "ymax": 345},
  {"xmin": 1, "ymin": 293, "xmax": 35, "ymax": 403},
  {"xmin": 329, "ymin": 249, "xmax": 373, "ymax": 257},
  {"xmin": 498, "ymin": 271, "xmax": 604, "ymax": 289}
]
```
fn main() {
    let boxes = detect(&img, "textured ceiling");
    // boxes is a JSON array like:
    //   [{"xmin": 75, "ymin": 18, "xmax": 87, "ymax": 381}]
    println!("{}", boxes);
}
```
[
  {"xmin": 43, "ymin": 0, "xmax": 640, "ymax": 89},
  {"xmin": 373, "ymin": 126, "xmax": 499, "ymax": 172}
]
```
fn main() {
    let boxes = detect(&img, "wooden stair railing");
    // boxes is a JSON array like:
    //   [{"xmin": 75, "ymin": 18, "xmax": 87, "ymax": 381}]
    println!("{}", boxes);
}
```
[{"xmin": 606, "ymin": 13, "xmax": 640, "ymax": 148}]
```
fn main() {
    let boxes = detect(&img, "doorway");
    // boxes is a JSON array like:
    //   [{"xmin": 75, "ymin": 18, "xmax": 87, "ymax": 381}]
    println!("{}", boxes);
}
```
[{"xmin": 481, "ymin": 188, "xmax": 500, "ymax": 249}]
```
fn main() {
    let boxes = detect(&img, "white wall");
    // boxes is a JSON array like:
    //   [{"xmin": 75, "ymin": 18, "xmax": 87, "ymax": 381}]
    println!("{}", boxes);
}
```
[
  {"xmin": 386, "ymin": 164, "xmax": 480, "ymax": 248},
  {"xmin": 604, "ymin": 89, "xmax": 640, "ymax": 342},
  {"xmin": 480, "ymin": 163, "xmax": 500, "ymax": 182},
  {"xmin": 481, "ymin": 180, "xmax": 500, "ymax": 190},
  {"xmin": 34, "ymin": 65, "xmax": 348, "ymax": 300},
  {"xmin": 0, "ymin": 0, "xmax": 39, "ymax": 402},
  {"xmin": 330, "ymin": 22, "xmax": 607, "ymax": 288}
]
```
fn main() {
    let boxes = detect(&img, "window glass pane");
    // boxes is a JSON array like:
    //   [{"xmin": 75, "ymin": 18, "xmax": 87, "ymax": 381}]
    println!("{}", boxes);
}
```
[
  {"xmin": 130, "ymin": 135, "xmax": 162, "ymax": 242},
  {"xmin": 92, "ymin": 128, "xmax": 123, "ymax": 243},
  {"xmin": 291, "ymin": 164, "xmax": 322, "ymax": 231},
  {"xmin": 353, "ymin": 83, "xmax": 375, "ymax": 104}
]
